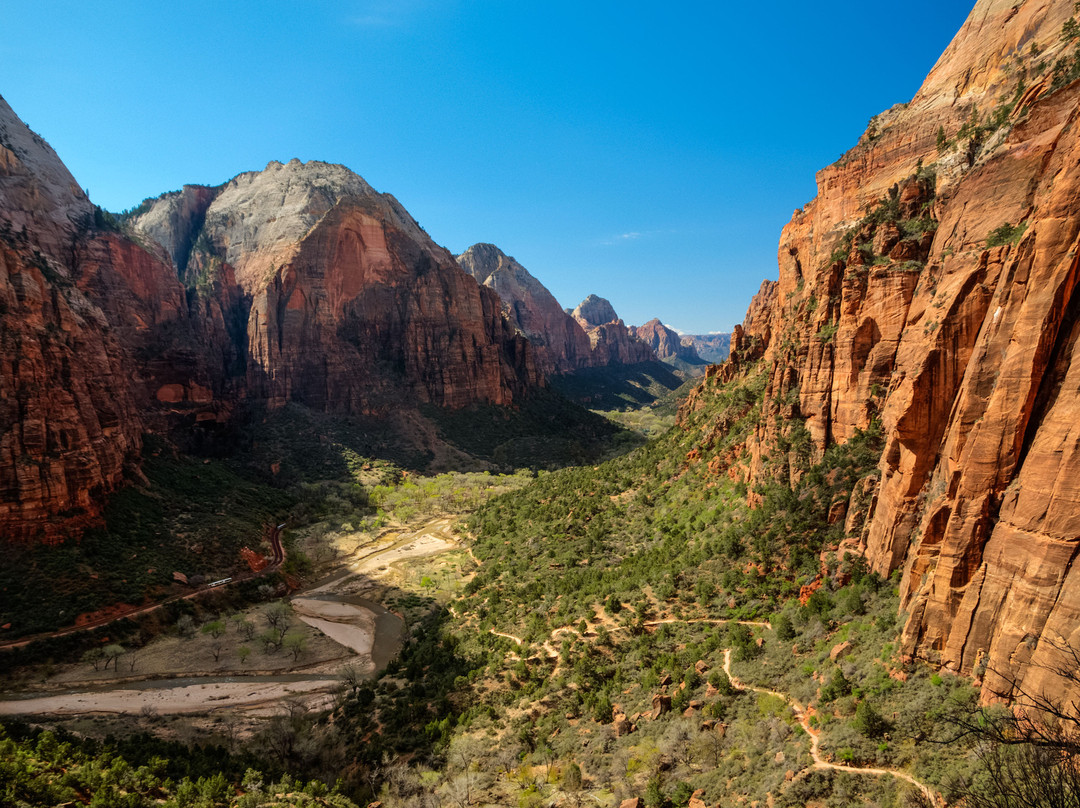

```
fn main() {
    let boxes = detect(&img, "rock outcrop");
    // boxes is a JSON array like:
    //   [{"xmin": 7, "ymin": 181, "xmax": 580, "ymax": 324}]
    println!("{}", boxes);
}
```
[
  {"xmin": 630, "ymin": 318, "xmax": 706, "ymax": 367},
  {"xmin": 1, "ymin": 101, "xmax": 547, "ymax": 543},
  {"xmin": 0, "ymin": 93, "xmax": 222, "ymax": 541},
  {"xmin": 701, "ymin": 0, "xmax": 1080, "ymax": 703},
  {"xmin": 134, "ymin": 161, "xmax": 541, "ymax": 413},
  {"xmin": 0, "ymin": 239, "xmax": 143, "ymax": 543},
  {"xmin": 457, "ymin": 243, "xmax": 595, "ymax": 374},
  {"xmin": 570, "ymin": 294, "xmax": 655, "ymax": 365}
]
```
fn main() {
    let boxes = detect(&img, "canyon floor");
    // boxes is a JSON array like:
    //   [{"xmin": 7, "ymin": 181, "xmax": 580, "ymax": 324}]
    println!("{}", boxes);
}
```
[{"xmin": 0, "ymin": 516, "xmax": 465, "ymax": 722}]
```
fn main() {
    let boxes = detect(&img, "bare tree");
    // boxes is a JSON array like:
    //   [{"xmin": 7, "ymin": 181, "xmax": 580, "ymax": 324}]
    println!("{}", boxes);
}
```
[
  {"xmin": 265, "ymin": 601, "xmax": 292, "ymax": 639},
  {"xmin": 935, "ymin": 634, "xmax": 1080, "ymax": 808}
]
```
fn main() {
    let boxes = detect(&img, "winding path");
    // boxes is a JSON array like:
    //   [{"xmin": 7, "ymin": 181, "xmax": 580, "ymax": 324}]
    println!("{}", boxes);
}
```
[
  {"xmin": 722, "ymin": 649, "xmax": 939, "ymax": 805},
  {"xmin": 473, "ymin": 610, "xmax": 939, "ymax": 805}
]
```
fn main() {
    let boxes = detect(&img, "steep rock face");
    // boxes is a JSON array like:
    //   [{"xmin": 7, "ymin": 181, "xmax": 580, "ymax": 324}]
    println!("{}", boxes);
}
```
[
  {"xmin": 571, "ymin": 294, "xmax": 619, "ymax": 328},
  {"xmin": 0, "ymin": 95, "xmax": 148, "ymax": 542},
  {"xmin": 570, "ymin": 294, "xmax": 655, "ymax": 365},
  {"xmin": 0, "ymin": 238, "xmax": 143, "ymax": 543},
  {"xmin": 457, "ymin": 243, "xmax": 595, "ymax": 375},
  {"xmin": 0, "ymin": 94, "xmax": 93, "ymax": 262},
  {"xmin": 630, "ymin": 319, "xmax": 705, "ymax": 365},
  {"xmin": 135, "ymin": 160, "xmax": 541, "ymax": 412},
  {"xmin": 130, "ymin": 184, "xmax": 220, "ymax": 281},
  {"xmin": 710, "ymin": 0, "xmax": 1080, "ymax": 701}
]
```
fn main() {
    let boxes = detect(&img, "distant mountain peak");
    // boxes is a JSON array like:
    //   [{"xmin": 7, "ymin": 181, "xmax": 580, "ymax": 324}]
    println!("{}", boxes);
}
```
[{"xmin": 571, "ymin": 294, "xmax": 619, "ymax": 328}]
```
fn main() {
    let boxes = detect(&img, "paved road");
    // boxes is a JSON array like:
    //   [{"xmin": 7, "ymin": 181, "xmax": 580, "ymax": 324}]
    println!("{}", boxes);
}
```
[{"xmin": 0, "ymin": 523, "xmax": 286, "ymax": 651}]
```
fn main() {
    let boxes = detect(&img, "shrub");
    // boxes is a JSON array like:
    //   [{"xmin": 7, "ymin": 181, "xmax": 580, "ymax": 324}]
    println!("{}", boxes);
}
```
[{"xmin": 986, "ymin": 221, "xmax": 1027, "ymax": 247}]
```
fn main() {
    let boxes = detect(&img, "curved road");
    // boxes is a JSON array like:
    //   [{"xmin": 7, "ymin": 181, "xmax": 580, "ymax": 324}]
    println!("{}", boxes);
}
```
[
  {"xmin": 0, "ymin": 524, "xmax": 286, "ymax": 651},
  {"xmin": 0, "ymin": 517, "xmax": 457, "ymax": 717}
]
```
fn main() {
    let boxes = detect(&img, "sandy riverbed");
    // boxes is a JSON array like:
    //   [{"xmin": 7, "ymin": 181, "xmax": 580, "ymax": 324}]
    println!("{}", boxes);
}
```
[{"xmin": 0, "ymin": 679, "xmax": 337, "ymax": 716}]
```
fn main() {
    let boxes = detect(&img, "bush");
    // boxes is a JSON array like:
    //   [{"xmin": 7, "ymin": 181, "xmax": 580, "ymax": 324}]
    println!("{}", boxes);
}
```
[
  {"xmin": 986, "ymin": 221, "xmax": 1027, "ymax": 247},
  {"xmin": 852, "ymin": 700, "xmax": 889, "ymax": 738}
]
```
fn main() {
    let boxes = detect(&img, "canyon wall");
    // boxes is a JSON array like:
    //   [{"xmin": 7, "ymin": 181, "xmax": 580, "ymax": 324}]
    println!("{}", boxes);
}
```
[
  {"xmin": 570, "ymin": 294, "xmax": 656, "ymax": 365},
  {"xmin": 457, "ymin": 242, "xmax": 597, "ymax": 375},
  {"xmin": 712, "ymin": 0, "xmax": 1080, "ymax": 702},
  {"xmin": 134, "ymin": 161, "xmax": 541, "ymax": 414},
  {"xmin": 1, "ymin": 104, "xmax": 545, "ymax": 541},
  {"xmin": 630, "ymin": 318, "xmax": 706, "ymax": 367}
]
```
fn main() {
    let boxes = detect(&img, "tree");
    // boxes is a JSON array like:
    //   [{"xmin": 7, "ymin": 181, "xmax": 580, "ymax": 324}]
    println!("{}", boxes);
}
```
[
  {"xmin": 237, "ymin": 645, "xmax": 252, "ymax": 667},
  {"xmin": 562, "ymin": 761, "xmax": 582, "ymax": 792},
  {"xmin": 852, "ymin": 700, "xmax": 889, "ymax": 738},
  {"xmin": 83, "ymin": 647, "xmax": 105, "ymax": 671},
  {"xmin": 259, "ymin": 630, "xmax": 281, "ymax": 654},
  {"xmin": 283, "ymin": 633, "xmax": 307, "ymax": 662},
  {"xmin": 265, "ymin": 601, "xmax": 292, "ymax": 639},
  {"xmin": 102, "ymin": 644, "xmax": 125, "ymax": 671},
  {"xmin": 774, "ymin": 613, "xmax": 796, "ymax": 642},
  {"xmin": 202, "ymin": 620, "xmax": 226, "ymax": 639},
  {"xmin": 934, "ymin": 636, "xmax": 1080, "ymax": 808}
]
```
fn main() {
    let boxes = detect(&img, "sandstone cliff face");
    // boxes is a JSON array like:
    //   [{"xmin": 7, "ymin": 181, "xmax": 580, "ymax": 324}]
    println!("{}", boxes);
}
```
[
  {"xmin": 0, "ymin": 239, "xmax": 144, "ymax": 543},
  {"xmin": 630, "ymin": 318, "xmax": 705, "ymax": 366},
  {"xmin": 133, "ymin": 160, "xmax": 541, "ymax": 412},
  {"xmin": 708, "ymin": 0, "xmax": 1080, "ymax": 702},
  {"xmin": 129, "ymin": 184, "xmax": 219, "ymax": 282},
  {"xmin": 0, "ymin": 95, "xmax": 146, "ymax": 542},
  {"xmin": 457, "ymin": 243, "xmax": 595, "ymax": 375},
  {"xmin": 570, "ymin": 294, "xmax": 656, "ymax": 365},
  {"xmin": 0, "ymin": 94, "xmax": 93, "ymax": 262},
  {"xmin": 1, "ymin": 108, "xmax": 544, "ymax": 542}
]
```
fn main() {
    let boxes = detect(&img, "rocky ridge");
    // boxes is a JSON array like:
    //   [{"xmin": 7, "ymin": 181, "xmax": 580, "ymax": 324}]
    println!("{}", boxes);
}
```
[
  {"xmin": 130, "ymin": 160, "xmax": 542, "ymax": 413},
  {"xmin": 569, "ymin": 294, "xmax": 655, "ymax": 365},
  {"xmin": 1, "ymin": 105, "xmax": 548, "ymax": 542},
  {"xmin": 692, "ymin": 0, "xmax": 1080, "ymax": 703},
  {"xmin": 630, "ymin": 318, "xmax": 707, "ymax": 369},
  {"xmin": 456, "ymin": 243, "xmax": 596, "ymax": 374}
]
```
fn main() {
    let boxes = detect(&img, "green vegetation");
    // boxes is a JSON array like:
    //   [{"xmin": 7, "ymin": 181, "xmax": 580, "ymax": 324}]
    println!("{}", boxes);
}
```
[
  {"xmin": 423, "ymin": 387, "xmax": 625, "ymax": 469},
  {"xmin": 550, "ymin": 360, "xmax": 686, "ymax": 410},
  {"xmin": 0, "ymin": 435, "xmax": 290, "ymax": 639},
  {"xmin": 0, "ymin": 721, "xmax": 359, "ymax": 808},
  {"xmin": 829, "ymin": 169, "xmax": 936, "ymax": 274},
  {"xmin": 816, "ymin": 320, "xmax": 839, "ymax": 343},
  {"xmin": 986, "ymin": 221, "xmax": 1027, "ymax": 248},
  {"xmin": 1049, "ymin": 5, "xmax": 1080, "ymax": 93}
]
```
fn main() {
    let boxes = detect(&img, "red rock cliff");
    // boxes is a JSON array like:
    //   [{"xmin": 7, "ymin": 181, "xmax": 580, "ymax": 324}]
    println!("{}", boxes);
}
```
[
  {"xmin": 457, "ymin": 243, "xmax": 597, "ymax": 375},
  {"xmin": 710, "ymin": 0, "xmax": 1080, "ymax": 702},
  {"xmin": 570, "ymin": 294, "xmax": 656, "ymax": 365},
  {"xmin": 135, "ymin": 160, "xmax": 542, "ymax": 413}
]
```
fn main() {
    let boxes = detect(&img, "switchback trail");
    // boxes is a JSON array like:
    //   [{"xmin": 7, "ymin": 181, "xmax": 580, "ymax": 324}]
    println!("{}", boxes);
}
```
[
  {"xmin": 471, "ymin": 610, "xmax": 939, "ymax": 804},
  {"xmin": 722, "ymin": 649, "xmax": 940, "ymax": 805}
]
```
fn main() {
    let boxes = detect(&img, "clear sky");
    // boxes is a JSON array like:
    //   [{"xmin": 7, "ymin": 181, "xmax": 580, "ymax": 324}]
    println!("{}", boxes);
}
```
[{"xmin": 2, "ymin": 1, "xmax": 974, "ymax": 334}]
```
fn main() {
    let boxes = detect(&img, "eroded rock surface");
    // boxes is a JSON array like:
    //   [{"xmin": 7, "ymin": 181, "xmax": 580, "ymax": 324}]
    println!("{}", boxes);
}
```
[{"xmin": 694, "ymin": 0, "xmax": 1080, "ymax": 702}]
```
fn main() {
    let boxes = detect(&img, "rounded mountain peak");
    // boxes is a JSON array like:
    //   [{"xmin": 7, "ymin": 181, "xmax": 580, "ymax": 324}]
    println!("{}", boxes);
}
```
[{"xmin": 572, "ymin": 294, "xmax": 619, "ymax": 327}]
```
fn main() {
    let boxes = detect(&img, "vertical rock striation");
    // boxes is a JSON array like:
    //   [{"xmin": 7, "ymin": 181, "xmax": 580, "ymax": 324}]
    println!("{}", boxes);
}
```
[
  {"xmin": 570, "ymin": 294, "xmax": 656, "ymax": 365},
  {"xmin": 704, "ymin": 0, "xmax": 1080, "ymax": 702}
]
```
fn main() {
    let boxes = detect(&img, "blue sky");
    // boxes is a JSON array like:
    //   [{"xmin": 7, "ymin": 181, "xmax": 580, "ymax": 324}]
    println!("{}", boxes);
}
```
[{"xmin": 2, "ymin": 1, "xmax": 973, "ymax": 334}]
